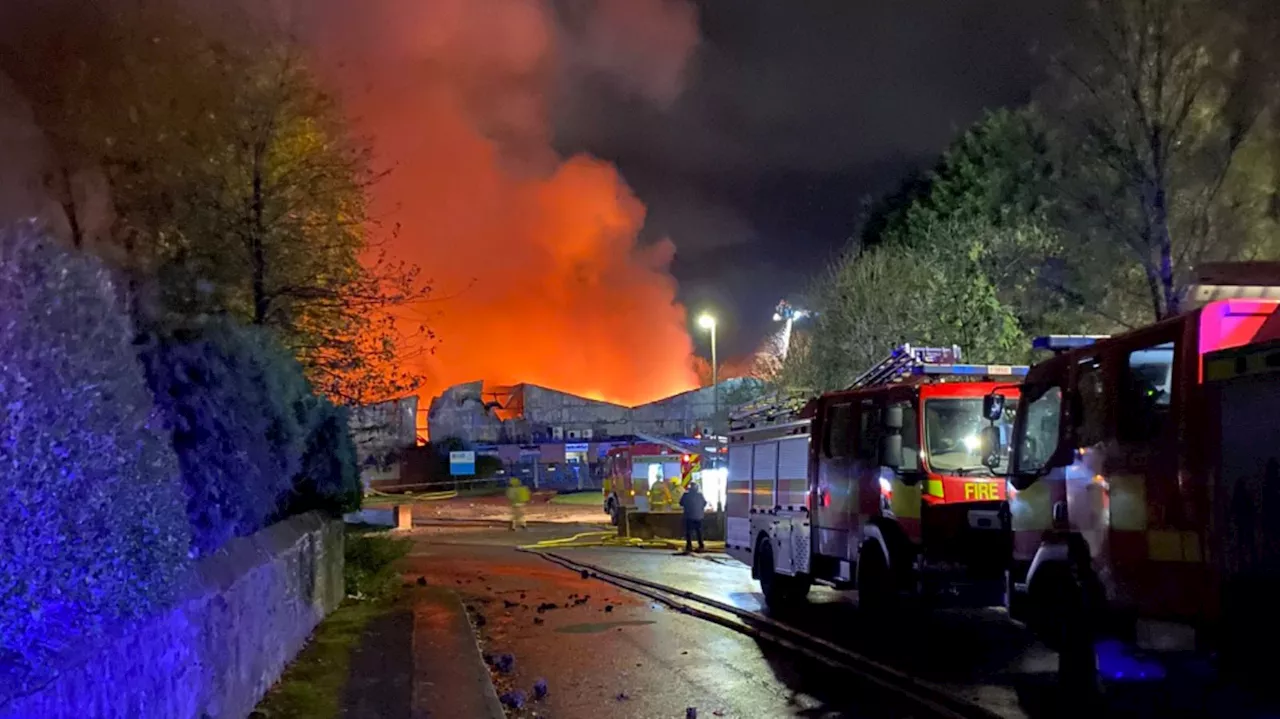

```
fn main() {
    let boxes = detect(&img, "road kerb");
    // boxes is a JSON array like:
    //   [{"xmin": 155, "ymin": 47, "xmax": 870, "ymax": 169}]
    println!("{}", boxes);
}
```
[{"xmin": 409, "ymin": 586, "xmax": 506, "ymax": 719}]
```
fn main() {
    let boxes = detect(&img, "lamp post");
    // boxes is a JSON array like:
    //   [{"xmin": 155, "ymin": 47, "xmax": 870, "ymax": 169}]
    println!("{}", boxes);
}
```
[{"xmin": 698, "ymin": 313, "xmax": 718, "ymax": 440}]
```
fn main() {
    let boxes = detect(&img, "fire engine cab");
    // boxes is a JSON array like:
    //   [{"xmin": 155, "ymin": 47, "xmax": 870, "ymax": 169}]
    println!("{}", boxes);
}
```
[
  {"xmin": 726, "ymin": 345, "xmax": 1027, "ymax": 609},
  {"xmin": 996, "ymin": 291, "xmax": 1280, "ymax": 678},
  {"xmin": 602, "ymin": 433, "xmax": 702, "ymax": 525}
]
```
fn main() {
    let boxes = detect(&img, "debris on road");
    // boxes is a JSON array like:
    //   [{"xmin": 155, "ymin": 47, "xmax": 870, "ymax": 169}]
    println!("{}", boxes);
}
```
[
  {"xmin": 499, "ymin": 689, "xmax": 527, "ymax": 709},
  {"xmin": 416, "ymin": 576, "xmax": 428, "ymax": 586},
  {"xmin": 616, "ymin": 692, "xmax": 629, "ymax": 701},
  {"xmin": 580, "ymin": 569, "xmax": 590, "ymax": 579},
  {"xmin": 532, "ymin": 617, "xmax": 544, "ymax": 625},
  {"xmin": 604, "ymin": 604, "xmax": 614, "ymax": 613},
  {"xmin": 532, "ymin": 678, "xmax": 549, "ymax": 700},
  {"xmin": 686, "ymin": 708, "xmax": 697, "ymax": 719},
  {"xmin": 494, "ymin": 653, "xmax": 515, "ymax": 674}
]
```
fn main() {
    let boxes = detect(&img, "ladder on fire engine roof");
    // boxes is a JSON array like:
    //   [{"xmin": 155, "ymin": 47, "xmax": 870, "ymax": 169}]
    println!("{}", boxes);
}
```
[
  {"xmin": 846, "ymin": 344, "xmax": 1030, "ymax": 391},
  {"xmin": 729, "ymin": 392, "xmax": 811, "ymax": 432},
  {"xmin": 632, "ymin": 431, "xmax": 701, "ymax": 457}
]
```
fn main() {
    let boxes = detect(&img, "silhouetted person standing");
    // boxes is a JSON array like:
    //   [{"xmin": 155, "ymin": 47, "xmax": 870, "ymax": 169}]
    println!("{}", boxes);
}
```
[{"xmin": 680, "ymin": 482, "xmax": 706, "ymax": 552}]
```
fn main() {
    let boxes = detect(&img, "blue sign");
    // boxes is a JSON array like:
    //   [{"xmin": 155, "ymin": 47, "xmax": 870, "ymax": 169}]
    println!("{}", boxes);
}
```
[{"xmin": 449, "ymin": 451, "xmax": 476, "ymax": 476}]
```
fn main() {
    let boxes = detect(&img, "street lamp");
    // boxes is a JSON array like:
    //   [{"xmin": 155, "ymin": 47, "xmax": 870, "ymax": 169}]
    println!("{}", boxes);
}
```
[{"xmin": 697, "ymin": 313, "xmax": 718, "ymax": 441}]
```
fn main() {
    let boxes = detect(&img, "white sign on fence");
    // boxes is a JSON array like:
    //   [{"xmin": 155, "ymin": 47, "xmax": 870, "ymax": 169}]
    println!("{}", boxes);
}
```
[{"xmin": 449, "ymin": 451, "xmax": 476, "ymax": 476}]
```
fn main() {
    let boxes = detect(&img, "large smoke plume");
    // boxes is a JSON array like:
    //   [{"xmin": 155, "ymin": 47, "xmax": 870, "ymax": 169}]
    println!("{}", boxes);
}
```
[{"xmin": 303, "ymin": 0, "xmax": 702, "ymax": 407}]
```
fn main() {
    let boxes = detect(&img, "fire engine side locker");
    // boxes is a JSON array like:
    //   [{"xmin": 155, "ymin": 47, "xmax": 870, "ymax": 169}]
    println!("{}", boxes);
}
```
[
  {"xmin": 1205, "ymin": 338, "xmax": 1280, "ymax": 658},
  {"xmin": 725, "ymin": 421, "xmax": 812, "ymax": 577}
]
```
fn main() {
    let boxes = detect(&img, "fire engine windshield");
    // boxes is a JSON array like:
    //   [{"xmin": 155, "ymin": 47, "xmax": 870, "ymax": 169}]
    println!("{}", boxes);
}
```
[
  {"xmin": 1013, "ymin": 384, "xmax": 1062, "ymax": 475},
  {"xmin": 924, "ymin": 399, "xmax": 1015, "ymax": 475}
]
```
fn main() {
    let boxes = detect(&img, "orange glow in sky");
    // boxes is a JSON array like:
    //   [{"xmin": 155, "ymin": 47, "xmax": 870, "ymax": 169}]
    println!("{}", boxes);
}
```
[{"xmin": 308, "ymin": 0, "xmax": 702, "ymax": 407}]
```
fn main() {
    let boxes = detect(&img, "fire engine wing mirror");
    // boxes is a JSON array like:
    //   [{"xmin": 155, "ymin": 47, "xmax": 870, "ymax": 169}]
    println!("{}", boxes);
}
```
[
  {"xmin": 982, "ymin": 393, "xmax": 1005, "ymax": 422},
  {"xmin": 978, "ymin": 425, "xmax": 1003, "ymax": 470},
  {"xmin": 880, "ymin": 433, "xmax": 903, "ymax": 471}
]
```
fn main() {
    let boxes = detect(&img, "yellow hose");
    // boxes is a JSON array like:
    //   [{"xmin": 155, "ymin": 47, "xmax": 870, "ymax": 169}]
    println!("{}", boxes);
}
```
[
  {"xmin": 365, "ymin": 488, "xmax": 458, "ymax": 502},
  {"xmin": 519, "ymin": 532, "xmax": 726, "ymax": 552}
]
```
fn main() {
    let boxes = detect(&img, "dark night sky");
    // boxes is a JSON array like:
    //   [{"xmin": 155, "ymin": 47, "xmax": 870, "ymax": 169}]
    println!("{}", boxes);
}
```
[{"xmin": 554, "ymin": 0, "xmax": 1072, "ymax": 359}]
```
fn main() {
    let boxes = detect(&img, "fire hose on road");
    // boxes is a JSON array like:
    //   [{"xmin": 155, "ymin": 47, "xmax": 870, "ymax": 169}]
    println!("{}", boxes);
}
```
[
  {"xmin": 516, "ymin": 546, "xmax": 1003, "ymax": 719},
  {"xmin": 518, "ymin": 530, "xmax": 727, "ymax": 552}
]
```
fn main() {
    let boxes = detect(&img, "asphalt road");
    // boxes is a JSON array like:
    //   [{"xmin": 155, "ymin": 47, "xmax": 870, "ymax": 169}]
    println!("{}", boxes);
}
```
[
  {"xmin": 550, "ymin": 546, "xmax": 1273, "ymax": 719},
  {"xmin": 401, "ymin": 523, "xmax": 942, "ymax": 719}
]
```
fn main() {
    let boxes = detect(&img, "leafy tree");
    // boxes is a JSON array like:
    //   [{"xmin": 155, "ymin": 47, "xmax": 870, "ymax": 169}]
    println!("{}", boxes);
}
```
[
  {"xmin": 0, "ymin": 1, "xmax": 431, "ymax": 404},
  {"xmin": 1047, "ymin": 0, "xmax": 1280, "ymax": 319},
  {"xmin": 185, "ymin": 45, "xmax": 431, "ymax": 404},
  {"xmin": 863, "ymin": 107, "xmax": 1139, "ymax": 334},
  {"xmin": 0, "ymin": 0, "xmax": 240, "ymax": 259},
  {"xmin": 865, "ymin": 108, "xmax": 1060, "ymax": 249},
  {"xmin": 0, "ymin": 222, "xmax": 189, "ymax": 679},
  {"xmin": 291, "ymin": 398, "xmax": 362, "ymax": 516},
  {"xmin": 779, "ymin": 217, "xmax": 1026, "ymax": 394}
]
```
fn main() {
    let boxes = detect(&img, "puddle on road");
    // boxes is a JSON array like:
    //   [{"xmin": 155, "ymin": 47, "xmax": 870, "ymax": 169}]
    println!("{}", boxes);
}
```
[{"xmin": 555, "ymin": 620, "xmax": 656, "ymax": 634}]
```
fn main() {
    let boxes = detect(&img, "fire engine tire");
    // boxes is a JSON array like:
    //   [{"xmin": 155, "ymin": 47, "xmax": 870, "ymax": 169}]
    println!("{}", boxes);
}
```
[
  {"xmin": 607, "ymin": 499, "xmax": 620, "ymax": 526},
  {"xmin": 1029, "ymin": 561, "xmax": 1099, "ymax": 695},
  {"xmin": 755, "ymin": 536, "xmax": 799, "ymax": 610},
  {"xmin": 856, "ymin": 541, "xmax": 892, "ymax": 613}
]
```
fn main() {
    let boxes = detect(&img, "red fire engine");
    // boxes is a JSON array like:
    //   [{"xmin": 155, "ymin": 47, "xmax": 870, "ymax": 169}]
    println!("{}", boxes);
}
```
[
  {"xmin": 602, "ymin": 433, "xmax": 703, "ymax": 525},
  {"xmin": 996, "ymin": 287, "xmax": 1280, "ymax": 681},
  {"xmin": 726, "ymin": 345, "xmax": 1026, "ymax": 609}
]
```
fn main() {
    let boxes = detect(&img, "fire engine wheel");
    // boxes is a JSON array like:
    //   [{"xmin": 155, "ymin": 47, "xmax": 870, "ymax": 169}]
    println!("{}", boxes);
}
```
[
  {"xmin": 1030, "ymin": 562, "xmax": 1100, "ymax": 694},
  {"xmin": 856, "ymin": 541, "xmax": 892, "ymax": 613},
  {"xmin": 608, "ymin": 501, "xmax": 621, "ymax": 527},
  {"xmin": 755, "ymin": 536, "xmax": 802, "ymax": 610}
]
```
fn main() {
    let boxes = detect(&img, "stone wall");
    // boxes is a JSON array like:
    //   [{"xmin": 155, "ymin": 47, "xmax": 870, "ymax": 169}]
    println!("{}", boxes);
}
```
[{"xmin": 0, "ymin": 513, "xmax": 344, "ymax": 719}]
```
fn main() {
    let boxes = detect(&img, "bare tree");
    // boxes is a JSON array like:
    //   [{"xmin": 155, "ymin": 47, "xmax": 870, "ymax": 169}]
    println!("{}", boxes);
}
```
[{"xmin": 1052, "ymin": 0, "xmax": 1280, "ymax": 318}]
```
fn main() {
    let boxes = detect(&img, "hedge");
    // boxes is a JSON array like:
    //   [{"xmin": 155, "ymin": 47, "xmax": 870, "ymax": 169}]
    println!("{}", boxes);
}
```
[
  {"xmin": 289, "ymin": 397, "xmax": 361, "ymax": 517},
  {"xmin": 141, "ymin": 319, "xmax": 315, "ymax": 556},
  {"xmin": 0, "ymin": 224, "xmax": 190, "ymax": 679}
]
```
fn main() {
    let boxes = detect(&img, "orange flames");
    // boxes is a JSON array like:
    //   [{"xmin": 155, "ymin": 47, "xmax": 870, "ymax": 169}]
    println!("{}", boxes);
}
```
[{"xmin": 306, "ymin": 0, "xmax": 702, "ymax": 407}]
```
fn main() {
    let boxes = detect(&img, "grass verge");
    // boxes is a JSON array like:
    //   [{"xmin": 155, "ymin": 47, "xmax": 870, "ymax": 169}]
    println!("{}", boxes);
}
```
[
  {"xmin": 549, "ymin": 491, "xmax": 602, "ymax": 506},
  {"xmin": 251, "ymin": 599, "xmax": 393, "ymax": 719},
  {"xmin": 252, "ymin": 530, "xmax": 413, "ymax": 719}
]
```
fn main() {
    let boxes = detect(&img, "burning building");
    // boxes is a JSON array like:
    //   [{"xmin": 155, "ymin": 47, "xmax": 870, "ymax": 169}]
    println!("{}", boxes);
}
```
[{"xmin": 423, "ymin": 379, "xmax": 756, "ymax": 489}]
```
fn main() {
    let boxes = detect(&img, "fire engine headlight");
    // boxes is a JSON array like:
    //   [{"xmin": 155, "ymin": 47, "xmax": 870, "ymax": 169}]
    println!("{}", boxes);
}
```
[{"xmin": 879, "ymin": 477, "xmax": 893, "ymax": 495}]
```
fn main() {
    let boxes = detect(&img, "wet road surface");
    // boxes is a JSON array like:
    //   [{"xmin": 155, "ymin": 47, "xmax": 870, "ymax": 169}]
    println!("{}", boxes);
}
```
[
  {"xmin": 401, "ymin": 524, "xmax": 951, "ymax": 719},
  {"xmin": 552, "ymin": 546, "xmax": 1275, "ymax": 719}
]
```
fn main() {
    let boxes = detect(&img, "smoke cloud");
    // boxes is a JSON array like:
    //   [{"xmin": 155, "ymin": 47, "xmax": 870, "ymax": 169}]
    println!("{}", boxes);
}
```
[{"xmin": 302, "ymin": 0, "xmax": 702, "ymax": 408}]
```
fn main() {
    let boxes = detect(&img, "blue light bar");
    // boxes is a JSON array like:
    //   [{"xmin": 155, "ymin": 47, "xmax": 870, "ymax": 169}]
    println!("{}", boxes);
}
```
[
  {"xmin": 1032, "ymin": 335, "xmax": 1110, "ymax": 352},
  {"xmin": 912, "ymin": 364, "xmax": 1029, "ymax": 377}
]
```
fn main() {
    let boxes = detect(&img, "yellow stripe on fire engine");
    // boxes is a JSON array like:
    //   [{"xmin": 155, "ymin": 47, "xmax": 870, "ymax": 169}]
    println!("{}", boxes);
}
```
[
  {"xmin": 1009, "ymin": 479, "xmax": 1053, "ymax": 531},
  {"xmin": 1108, "ymin": 474, "xmax": 1147, "ymax": 531},
  {"xmin": 1146, "ymin": 530, "xmax": 1204, "ymax": 562},
  {"xmin": 926, "ymin": 479, "xmax": 944, "ymax": 499},
  {"xmin": 890, "ymin": 479, "xmax": 922, "ymax": 519},
  {"xmin": 1205, "ymin": 343, "xmax": 1280, "ymax": 382}
]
